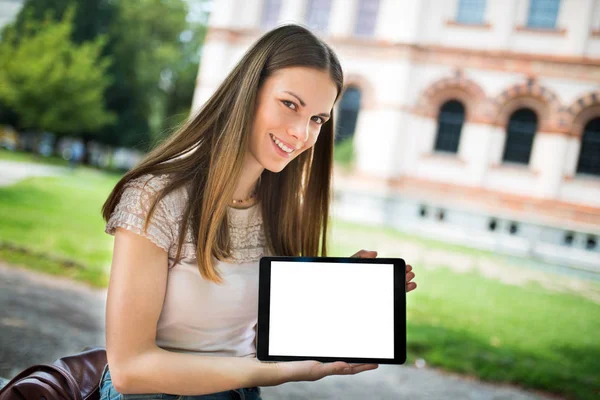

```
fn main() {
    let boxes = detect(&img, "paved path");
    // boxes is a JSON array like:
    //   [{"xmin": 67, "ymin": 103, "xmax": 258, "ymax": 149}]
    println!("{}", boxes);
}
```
[
  {"xmin": 0, "ymin": 263, "xmax": 560, "ymax": 400},
  {"xmin": 0, "ymin": 160, "xmax": 65, "ymax": 187}
]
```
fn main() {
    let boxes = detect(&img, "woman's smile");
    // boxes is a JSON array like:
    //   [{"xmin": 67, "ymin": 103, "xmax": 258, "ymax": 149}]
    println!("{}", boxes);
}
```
[{"xmin": 269, "ymin": 133, "xmax": 296, "ymax": 157}]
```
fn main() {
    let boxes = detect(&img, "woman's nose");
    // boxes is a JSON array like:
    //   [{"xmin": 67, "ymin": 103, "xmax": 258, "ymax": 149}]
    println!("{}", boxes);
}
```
[{"xmin": 287, "ymin": 119, "xmax": 310, "ymax": 143}]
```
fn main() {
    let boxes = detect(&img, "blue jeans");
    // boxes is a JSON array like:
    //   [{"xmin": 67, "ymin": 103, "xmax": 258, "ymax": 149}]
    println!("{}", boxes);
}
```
[{"xmin": 99, "ymin": 364, "xmax": 262, "ymax": 400}]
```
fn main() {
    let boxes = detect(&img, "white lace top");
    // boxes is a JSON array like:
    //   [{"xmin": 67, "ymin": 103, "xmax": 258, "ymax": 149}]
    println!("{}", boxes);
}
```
[{"xmin": 105, "ymin": 174, "xmax": 266, "ymax": 357}]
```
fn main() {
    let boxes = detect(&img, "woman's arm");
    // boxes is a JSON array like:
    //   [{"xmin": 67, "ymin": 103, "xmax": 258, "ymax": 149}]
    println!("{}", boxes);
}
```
[
  {"xmin": 107, "ymin": 229, "xmax": 373, "ymax": 396},
  {"xmin": 106, "ymin": 228, "xmax": 278, "ymax": 395}
]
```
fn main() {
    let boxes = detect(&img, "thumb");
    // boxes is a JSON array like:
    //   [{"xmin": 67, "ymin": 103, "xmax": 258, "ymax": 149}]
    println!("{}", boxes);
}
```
[{"xmin": 350, "ymin": 249, "xmax": 378, "ymax": 258}]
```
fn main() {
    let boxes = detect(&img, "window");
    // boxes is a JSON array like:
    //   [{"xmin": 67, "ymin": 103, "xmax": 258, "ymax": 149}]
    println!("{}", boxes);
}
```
[
  {"xmin": 437, "ymin": 209, "xmax": 446, "ymax": 221},
  {"xmin": 306, "ymin": 0, "xmax": 332, "ymax": 32},
  {"xmin": 527, "ymin": 0, "xmax": 561, "ymax": 29},
  {"xmin": 456, "ymin": 0, "xmax": 486, "ymax": 24},
  {"xmin": 261, "ymin": 0, "xmax": 282, "ymax": 29},
  {"xmin": 587, "ymin": 235, "xmax": 597, "ymax": 250},
  {"xmin": 563, "ymin": 232, "xmax": 574, "ymax": 246},
  {"xmin": 503, "ymin": 108, "xmax": 537, "ymax": 164},
  {"xmin": 434, "ymin": 100, "xmax": 465, "ymax": 153},
  {"xmin": 354, "ymin": 0, "xmax": 381, "ymax": 37},
  {"xmin": 576, "ymin": 117, "xmax": 600, "ymax": 176},
  {"xmin": 336, "ymin": 87, "xmax": 361, "ymax": 143}
]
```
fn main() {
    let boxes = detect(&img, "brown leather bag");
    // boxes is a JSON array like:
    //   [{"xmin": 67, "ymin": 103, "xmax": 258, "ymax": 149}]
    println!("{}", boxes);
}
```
[{"xmin": 0, "ymin": 347, "xmax": 107, "ymax": 400}]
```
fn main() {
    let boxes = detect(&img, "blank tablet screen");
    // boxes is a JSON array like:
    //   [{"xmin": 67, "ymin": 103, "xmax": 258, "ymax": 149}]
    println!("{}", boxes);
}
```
[{"xmin": 268, "ymin": 261, "xmax": 395, "ymax": 359}]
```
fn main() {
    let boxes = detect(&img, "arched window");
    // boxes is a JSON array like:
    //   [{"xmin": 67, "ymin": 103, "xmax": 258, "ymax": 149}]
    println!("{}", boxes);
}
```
[
  {"xmin": 576, "ymin": 117, "xmax": 600, "ymax": 176},
  {"xmin": 434, "ymin": 100, "xmax": 465, "ymax": 153},
  {"xmin": 336, "ymin": 87, "xmax": 361, "ymax": 143},
  {"xmin": 503, "ymin": 108, "xmax": 537, "ymax": 164}
]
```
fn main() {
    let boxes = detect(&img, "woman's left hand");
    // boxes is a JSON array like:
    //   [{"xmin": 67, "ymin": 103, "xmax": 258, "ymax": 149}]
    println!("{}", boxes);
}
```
[{"xmin": 350, "ymin": 249, "xmax": 418, "ymax": 293}]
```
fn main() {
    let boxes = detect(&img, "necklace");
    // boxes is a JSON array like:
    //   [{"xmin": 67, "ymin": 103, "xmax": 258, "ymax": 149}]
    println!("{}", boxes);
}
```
[
  {"xmin": 231, "ymin": 177, "xmax": 261, "ymax": 207},
  {"xmin": 231, "ymin": 189, "xmax": 257, "ymax": 206}
]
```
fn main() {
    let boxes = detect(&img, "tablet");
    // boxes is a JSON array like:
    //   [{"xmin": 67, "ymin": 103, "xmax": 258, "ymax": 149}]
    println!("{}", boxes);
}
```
[{"xmin": 257, "ymin": 256, "xmax": 406, "ymax": 365}]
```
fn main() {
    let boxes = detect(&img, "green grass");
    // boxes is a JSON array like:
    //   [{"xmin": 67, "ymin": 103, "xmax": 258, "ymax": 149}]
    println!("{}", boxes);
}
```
[
  {"xmin": 0, "ymin": 167, "xmax": 121, "ymax": 285},
  {"xmin": 330, "ymin": 220, "xmax": 600, "ymax": 400},
  {"xmin": 1, "ymin": 156, "xmax": 599, "ymax": 399},
  {"xmin": 333, "ymin": 137, "xmax": 355, "ymax": 169},
  {"xmin": 0, "ymin": 148, "xmax": 70, "ymax": 167},
  {"xmin": 403, "ymin": 266, "xmax": 600, "ymax": 400}
]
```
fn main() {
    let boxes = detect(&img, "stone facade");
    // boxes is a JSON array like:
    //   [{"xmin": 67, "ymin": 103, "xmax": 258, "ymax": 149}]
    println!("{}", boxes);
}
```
[{"xmin": 193, "ymin": 0, "xmax": 600, "ymax": 271}]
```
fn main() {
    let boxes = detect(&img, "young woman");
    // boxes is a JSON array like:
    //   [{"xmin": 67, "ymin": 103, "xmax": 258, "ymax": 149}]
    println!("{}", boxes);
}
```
[{"xmin": 100, "ymin": 24, "xmax": 417, "ymax": 400}]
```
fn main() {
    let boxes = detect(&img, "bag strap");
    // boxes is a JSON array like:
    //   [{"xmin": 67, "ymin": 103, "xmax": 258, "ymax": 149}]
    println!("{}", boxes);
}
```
[{"xmin": 0, "ymin": 364, "xmax": 83, "ymax": 400}]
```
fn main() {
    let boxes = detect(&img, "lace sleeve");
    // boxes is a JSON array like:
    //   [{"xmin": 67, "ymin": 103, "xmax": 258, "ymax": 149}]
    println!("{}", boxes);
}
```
[{"xmin": 105, "ymin": 174, "xmax": 175, "ymax": 254}]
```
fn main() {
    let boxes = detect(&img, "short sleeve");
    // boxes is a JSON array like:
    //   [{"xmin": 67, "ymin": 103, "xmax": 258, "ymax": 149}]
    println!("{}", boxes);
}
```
[{"xmin": 105, "ymin": 174, "xmax": 175, "ymax": 254}]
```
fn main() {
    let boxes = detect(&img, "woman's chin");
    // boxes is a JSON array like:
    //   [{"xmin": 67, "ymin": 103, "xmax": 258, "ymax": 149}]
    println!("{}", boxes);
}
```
[{"xmin": 261, "ymin": 159, "xmax": 288, "ymax": 173}]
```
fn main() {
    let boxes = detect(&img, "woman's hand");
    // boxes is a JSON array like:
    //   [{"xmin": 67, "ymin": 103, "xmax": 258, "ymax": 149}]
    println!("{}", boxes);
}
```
[
  {"xmin": 350, "ymin": 249, "xmax": 417, "ymax": 293},
  {"xmin": 265, "ymin": 360, "xmax": 378, "ymax": 385}
]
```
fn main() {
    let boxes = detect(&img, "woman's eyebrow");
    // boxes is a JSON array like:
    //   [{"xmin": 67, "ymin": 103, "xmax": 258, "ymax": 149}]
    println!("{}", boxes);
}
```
[{"xmin": 283, "ymin": 90, "xmax": 330, "ymax": 118}]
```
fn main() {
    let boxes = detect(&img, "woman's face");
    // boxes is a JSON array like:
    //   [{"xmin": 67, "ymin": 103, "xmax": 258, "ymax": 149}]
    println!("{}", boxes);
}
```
[{"xmin": 248, "ymin": 66, "xmax": 338, "ymax": 173}]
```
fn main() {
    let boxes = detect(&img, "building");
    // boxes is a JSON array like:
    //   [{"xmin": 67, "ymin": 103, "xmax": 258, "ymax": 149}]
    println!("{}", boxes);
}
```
[{"xmin": 193, "ymin": 0, "xmax": 600, "ymax": 272}]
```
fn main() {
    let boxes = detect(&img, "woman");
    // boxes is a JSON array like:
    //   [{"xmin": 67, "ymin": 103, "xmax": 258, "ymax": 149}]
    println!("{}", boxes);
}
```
[{"xmin": 100, "ymin": 24, "xmax": 417, "ymax": 399}]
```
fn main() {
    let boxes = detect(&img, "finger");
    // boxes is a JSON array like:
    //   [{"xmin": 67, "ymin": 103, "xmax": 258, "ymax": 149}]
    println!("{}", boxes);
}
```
[
  {"xmin": 406, "ymin": 264, "xmax": 412, "ymax": 272},
  {"xmin": 350, "ymin": 250, "xmax": 378, "ymax": 258},
  {"xmin": 321, "ymin": 361, "xmax": 350, "ymax": 375},
  {"xmin": 406, "ymin": 282, "xmax": 417, "ymax": 292},
  {"xmin": 358, "ymin": 250, "xmax": 377, "ymax": 258},
  {"xmin": 406, "ymin": 272, "xmax": 415, "ymax": 282},
  {"xmin": 348, "ymin": 364, "xmax": 379, "ymax": 374}
]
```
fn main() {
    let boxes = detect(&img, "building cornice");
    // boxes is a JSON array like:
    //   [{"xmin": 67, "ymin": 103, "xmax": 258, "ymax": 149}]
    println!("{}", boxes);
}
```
[{"xmin": 206, "ymin": 27, "xmax": 600, "ymax": 68}]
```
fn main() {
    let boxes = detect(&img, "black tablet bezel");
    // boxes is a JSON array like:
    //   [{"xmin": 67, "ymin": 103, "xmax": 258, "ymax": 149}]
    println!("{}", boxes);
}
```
[{"xmin": 257, "ymin": 256, "xmax": 406, "ymax": 365}]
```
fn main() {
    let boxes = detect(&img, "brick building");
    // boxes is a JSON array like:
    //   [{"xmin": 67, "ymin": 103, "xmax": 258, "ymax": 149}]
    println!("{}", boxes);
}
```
[{"xmin": 193, "ymin": 0, "xmax": 600, "ymax": 271}]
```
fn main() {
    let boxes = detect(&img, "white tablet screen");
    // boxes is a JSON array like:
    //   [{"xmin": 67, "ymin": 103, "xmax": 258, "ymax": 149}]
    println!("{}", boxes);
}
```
[{"xmin": 268, "ymin": 261, "xmax": 395, "ymax": 359}]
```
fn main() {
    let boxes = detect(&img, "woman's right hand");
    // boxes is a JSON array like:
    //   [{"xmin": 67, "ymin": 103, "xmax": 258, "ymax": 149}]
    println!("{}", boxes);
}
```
[{"xmin": 264, "ymin": 360, "xmax": 379, "ymax": 385}]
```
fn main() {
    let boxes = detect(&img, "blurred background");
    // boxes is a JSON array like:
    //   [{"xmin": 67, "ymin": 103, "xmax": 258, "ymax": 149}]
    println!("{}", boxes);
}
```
[{"xmin": 0, "ymin": 1, "xmax": 598, "ymax": 399}]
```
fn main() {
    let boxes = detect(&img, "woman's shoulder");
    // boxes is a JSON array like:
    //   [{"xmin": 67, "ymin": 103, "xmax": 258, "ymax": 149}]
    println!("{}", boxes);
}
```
[
  {"xmin": 126, "ymin": 173, "xmax": 173, "ymax": 193},
  {"xmin": 124, "ymin": 173, "xmax": 188, "ymax": 207},
  {"xmin": 106, "ymin": 173, "xmax": 191, "ymax": 254}
]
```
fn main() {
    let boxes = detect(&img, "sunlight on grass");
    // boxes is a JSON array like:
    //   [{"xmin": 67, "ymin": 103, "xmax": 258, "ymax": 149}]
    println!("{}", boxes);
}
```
[{"xmin": 0, "ymin": 168, "xmax": 121, "ymax": 275}]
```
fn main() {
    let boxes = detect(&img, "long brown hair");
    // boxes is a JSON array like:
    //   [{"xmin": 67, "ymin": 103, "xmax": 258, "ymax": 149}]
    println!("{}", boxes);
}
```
[{"xmin": 102, "ymin": 24, "xmax": 344, "ymax": 283}]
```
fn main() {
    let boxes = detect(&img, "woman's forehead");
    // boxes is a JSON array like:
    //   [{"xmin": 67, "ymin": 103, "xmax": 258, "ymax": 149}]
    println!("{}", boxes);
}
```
[{"xmin": 265, "ymin": 67, "xmax": 338, "ymax": 108}]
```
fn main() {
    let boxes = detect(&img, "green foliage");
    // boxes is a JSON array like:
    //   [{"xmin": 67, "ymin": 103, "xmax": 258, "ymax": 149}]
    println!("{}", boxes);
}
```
[
  {"xmin": 0, "ymin": 162, "xmax": 121, "ymax": 279},
  {"xmin": 0, "ymin": 7, "xmax": 115, "ymax": 134},
  {"xmin": 4, "ymin": 0, "xmax": 208, "ymax": 150},
  {"xmin": 334, "ymin": 137, "xmax": 355, "ymax": 168}
]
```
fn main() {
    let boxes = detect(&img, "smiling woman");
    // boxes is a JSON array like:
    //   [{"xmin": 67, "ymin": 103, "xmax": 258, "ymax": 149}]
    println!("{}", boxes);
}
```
[
  {"xmin": 250, "ymin": 67, "xmax": 337, "ymax": 169},
  {"xmin": 99, "ymin": 24, "xmax": 416, "ymax": 400}
]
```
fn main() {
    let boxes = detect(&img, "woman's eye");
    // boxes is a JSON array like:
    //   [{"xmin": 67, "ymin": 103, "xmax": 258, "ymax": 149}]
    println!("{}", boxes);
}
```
[
  {"xmin": 282, "ymin": 100, "xmax": 296, "ymax": 110},
  {"xmin": 312, "ymin": 116, "xmax": 324, "ymax": 124}
]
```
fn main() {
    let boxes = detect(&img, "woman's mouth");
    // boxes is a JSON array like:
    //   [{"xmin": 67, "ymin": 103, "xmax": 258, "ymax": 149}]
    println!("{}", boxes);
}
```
[{"xmin": 269, "ymin": 133, "xmax": 295, "ymax": 157}]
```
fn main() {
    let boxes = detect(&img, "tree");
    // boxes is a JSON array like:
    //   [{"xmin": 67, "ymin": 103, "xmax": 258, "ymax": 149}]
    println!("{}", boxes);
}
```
[
  {"xmin": 4, "ymin": 0, "xmax": 206, "ymax": 151},
  {"xmin": 0, "ymin": 8, "xmax": 115, "ymax": 136},
  {"xmin": 157, "ymin": 21, "xmax": 208, "ymax": 142},
  {"xmin": 108, "ymin": 0, "xmax": 190, "ymax": 149}
]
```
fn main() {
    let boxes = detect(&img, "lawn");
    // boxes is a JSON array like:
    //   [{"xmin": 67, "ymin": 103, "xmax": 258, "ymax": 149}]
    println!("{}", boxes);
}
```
[
  {"xmin": 1, "ymin": 152, "xmax": 599, "ymax": 399},
  {"xmin": 0, "ymin": 164, "xmax": 121, "ymax": 287},
  {"xmin": 0, "ymin": 148, "xmax": 71, "ymax": 167}
]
